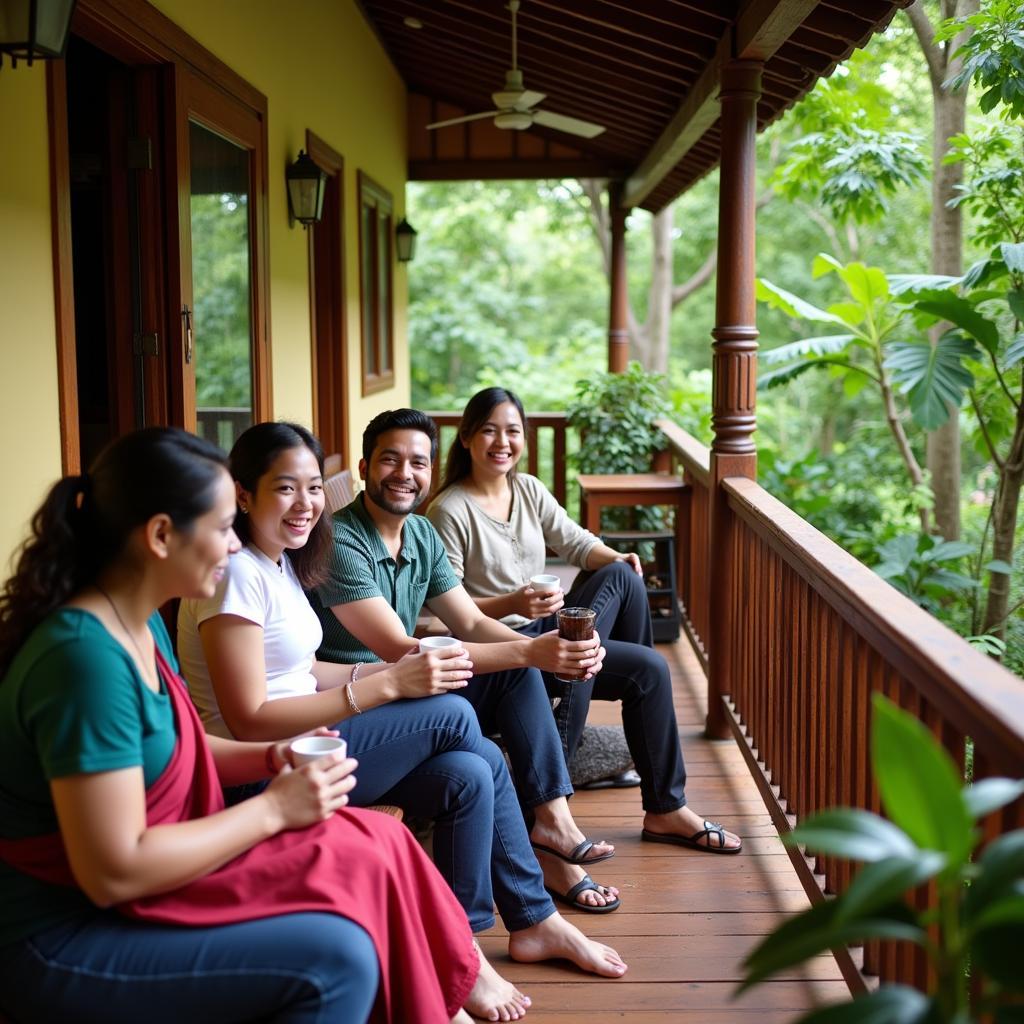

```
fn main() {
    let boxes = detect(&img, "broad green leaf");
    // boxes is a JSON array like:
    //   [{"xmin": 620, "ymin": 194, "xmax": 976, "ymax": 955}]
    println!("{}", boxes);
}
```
[
  {"xmin": 888, "ymin": 273, "xmax": 963, "ymax": 295},
  {"xmin": 1001, "ymin": 242, "xmax": 1024, "ymax": 274},
  {"xmin": 788, "ymin": 808, "xmax": 917, "ymax": 862},
  {"xmin": 828, "ymin": 301, "xmax": 867, "ymax": 326},
  {"xmin": 836, "ymin": 854, "xmax": 945, "ymax": 924},
  {"xmin": 921, "ymin": 539, "xmax": 976, "ymax": 562},
  {"xmin": 813, "ymin": 252, "xmax": 843, "ymax": 278},
  {"xmin": 793, "ymin": 986, "xmax": 934, "ymax": 1024},
  {"xmin": 962, "ymin": 256, "xmax": 1006, "ymax": 289},
  {"xmin": 761, "ymin": 335, "xmax": 856, "ymax": 365},
  {"xmin": 984, "ymin": 560, "xmax": 1015, "ymax": 575},
  {"xmin": 1004, "ymin": 333, "xmax": 1024, "ymax": 370},
  {"xmin": 912, "ymin": 295, "xmax": 1001, "ymax": 354},
  {"xmin": 884, "ymin": 336, "xmax": 978, "ymax": 429},
  {"xmin": 963, "ymin": 779, "xmax": 1024, "ymax": 819},
  {"xmin": 837, "ymin": 262, "xmax": 890, "ymax": 309},
  {"xmin": 758, "ymin": 360, "xmax": 832, "ymax": 391},
  {"xmin": 844, "ymin": 372, "xmax": 869, "ymax": 398},
  {"xmin": 966, "ymin": 832, "xmax": 1024, "ymax": 919},
  {"xmin": 740, "ymin": 897, "xmax": 923, "ymax": 990},
  {"xmin": 1008, "ymin": 289, "xmax": 1024, "ymax": 322},
  {"xmin": 871, "ymin": 695, "xmax": 974, "ymax": 867},
  {"xmin": 974, "ymin": 920, "xmax": 1024, "ymax": 990},
  {"xmin": 757, "ymin": 278, "xmax": 848, "ymax": 325},
  {"xmin": 972, "ymin": 892, "xmax": 1024, "ymax": 932}
]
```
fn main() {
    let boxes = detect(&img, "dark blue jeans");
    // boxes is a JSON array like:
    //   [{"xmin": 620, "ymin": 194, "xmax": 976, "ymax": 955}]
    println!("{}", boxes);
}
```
[
  {"xmin": 0, "ymin": 911, "xmax": 377, "ymax": 1024},
  {"xmin": 521, "ymin": 560, "xmax": 688, "ymax": 814},
  {"xmin": 336, "ymin": 693, "xmax": 555, "ymax": 932}
]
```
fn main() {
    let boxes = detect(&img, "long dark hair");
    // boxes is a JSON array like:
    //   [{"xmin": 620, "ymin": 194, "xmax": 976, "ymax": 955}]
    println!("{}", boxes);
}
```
[
  {"xmin": 436, "ymin": 387, "xmax": 528, "ymax": 496},
  {"xmin": 0, "ymin": 427, "xmax": 229, "ymax": 677},
  {"xmin": 229, "ymin": 422, "xmax": 332, "ymax": 589}
]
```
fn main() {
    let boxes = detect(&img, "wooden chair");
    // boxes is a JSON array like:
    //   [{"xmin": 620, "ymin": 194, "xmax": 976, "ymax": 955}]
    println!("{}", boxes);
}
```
[
  {"xmin": 324, "ymin": 468, "xmax": 355, "ymax": 515},
  {"xmin": 323, "ymin": 453, "xmax": 343, "ymax": 477}
]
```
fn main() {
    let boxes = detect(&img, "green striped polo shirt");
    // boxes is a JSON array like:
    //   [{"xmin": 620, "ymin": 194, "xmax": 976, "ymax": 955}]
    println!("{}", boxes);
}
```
[{"xmin": 309, "ymin": 493, "xmax": 460, "ymax": 664}]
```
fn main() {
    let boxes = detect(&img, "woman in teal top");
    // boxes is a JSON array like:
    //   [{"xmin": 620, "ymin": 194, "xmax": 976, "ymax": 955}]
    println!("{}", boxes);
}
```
[{"xmin": 0, "ymin": 427, "xmax": 481, "ymax": 1024}]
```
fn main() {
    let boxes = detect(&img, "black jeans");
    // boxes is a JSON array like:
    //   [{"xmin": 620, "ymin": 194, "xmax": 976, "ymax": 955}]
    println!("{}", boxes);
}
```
[{"xmin": 519, "ymin": 561, "xmax": 687, "ymax": 814}]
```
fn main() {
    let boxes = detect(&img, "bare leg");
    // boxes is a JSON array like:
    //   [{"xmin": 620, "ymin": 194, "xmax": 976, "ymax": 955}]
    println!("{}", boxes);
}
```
[
  {"xmin": 508, "ymin": 912, "xmax": 627, "ymax": 978},
  {"xmin": 464, "ymin": 941, "xmax": 531, "ymax": 1021},
  {"xmin": 643, "ymin": 807, "xmax": 741, "ymax": 850}
]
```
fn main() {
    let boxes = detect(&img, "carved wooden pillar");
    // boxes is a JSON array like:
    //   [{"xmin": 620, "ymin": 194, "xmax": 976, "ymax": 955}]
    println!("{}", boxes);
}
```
[
  {"xmin": 706, "ymin": 60, "xmax": 762, "ymax": 738},
  {"xmin": 608, "ymin": 181, "xmax": 630, "ymax": 373}
]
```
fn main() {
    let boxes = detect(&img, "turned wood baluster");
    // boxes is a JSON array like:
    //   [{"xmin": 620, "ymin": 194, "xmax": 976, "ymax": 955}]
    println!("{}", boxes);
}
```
[{"xmin": 608, "ymin": 181, "xmax": 630, "ymax": 374}]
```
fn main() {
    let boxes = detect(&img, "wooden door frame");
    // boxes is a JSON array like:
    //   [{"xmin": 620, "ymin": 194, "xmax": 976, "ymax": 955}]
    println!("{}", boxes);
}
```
[
  {"xmin": 306, "ymin": 130, "xmax": 347, "ymax": 466},
  {"xmin": 47, "ymin": 0, "xmax": 271, "ymax": 471}
]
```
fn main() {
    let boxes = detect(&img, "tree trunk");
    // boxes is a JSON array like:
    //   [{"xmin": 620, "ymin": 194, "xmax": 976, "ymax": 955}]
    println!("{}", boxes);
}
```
[
  {"xmin": 636, "ymin": 206, "xmax": 674, "ymax": 373},
  {"xmin": 926, "ymin": 71, "xmax": 966, "ymax": 541},
  {"xmin": 982, "ymin": 410, "xmax": 1024, "ymax": 640}
]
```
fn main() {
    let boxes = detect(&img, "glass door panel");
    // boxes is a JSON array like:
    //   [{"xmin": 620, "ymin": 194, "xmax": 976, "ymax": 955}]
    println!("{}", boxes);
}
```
[{"xmin": 189, "ymin": 120, "xmax": 252, "ymax": 451}]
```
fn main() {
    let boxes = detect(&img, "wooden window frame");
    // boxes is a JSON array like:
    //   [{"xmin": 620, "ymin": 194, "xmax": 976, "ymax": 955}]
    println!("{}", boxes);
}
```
[{"xmin": 357, "ymin": 171, "xmax": 394, "ymax": 395}]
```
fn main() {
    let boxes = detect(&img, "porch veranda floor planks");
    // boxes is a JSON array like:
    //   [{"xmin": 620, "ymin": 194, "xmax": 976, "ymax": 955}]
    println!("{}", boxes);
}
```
[{"xmin": 475, "ymin": 636, "xmax": 847, "ymax": 1021}]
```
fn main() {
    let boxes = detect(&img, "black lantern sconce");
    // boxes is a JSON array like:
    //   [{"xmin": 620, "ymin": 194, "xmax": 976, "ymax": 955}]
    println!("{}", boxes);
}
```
[
  {"xmin": 395, "ymin": 217, "xmax": 417, "ymax": 263},
  {"xmin": 0, "ymin": 0, "xmax": 76, "ymax": 68},
  {"xmin": 285, "ymin": 149, "xmax": 327, "ymax": 228}
]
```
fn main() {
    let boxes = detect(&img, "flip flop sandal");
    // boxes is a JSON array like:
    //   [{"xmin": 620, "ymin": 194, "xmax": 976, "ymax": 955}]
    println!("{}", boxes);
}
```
[
  {"xmin": 641, "ymin": 820, "xmax": 742, "ymax": 854},
  {"xmin": 545, "ymin": 874, "xmax": 621, "ymax": 914},
  {"xmin": 577, "ymin": 769, "xmax": 642, "ymax": 790},
  {"xmin": 530, "ymin": 838, "xmax": 614, "ymax": 864}
]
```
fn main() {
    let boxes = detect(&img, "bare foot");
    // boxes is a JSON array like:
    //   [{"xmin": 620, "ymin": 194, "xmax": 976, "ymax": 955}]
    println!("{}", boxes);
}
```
[
  {"xmin": 508, "ymin": 912, "xmax": 627, "ymax": 978},
  {"xmin": 534, "ymin": 853, "xmax": 619, "ymax": 909},
  {"xmin": 643, "ymin": 807, "xmax": 741, "ymax": 851},
  {"xmin": 464, "ymin": 941, "xmax": 531, "ymax": 1021}
]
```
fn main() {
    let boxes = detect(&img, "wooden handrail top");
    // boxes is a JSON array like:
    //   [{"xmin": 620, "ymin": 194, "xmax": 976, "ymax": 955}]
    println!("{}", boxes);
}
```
[
  {"xmin": 723, "ymin": 475, "xmax": 1024, "ymax": 759},
  {"xmin": 657, "ymin": 419, "xmax": 711, "ymax": 487}
]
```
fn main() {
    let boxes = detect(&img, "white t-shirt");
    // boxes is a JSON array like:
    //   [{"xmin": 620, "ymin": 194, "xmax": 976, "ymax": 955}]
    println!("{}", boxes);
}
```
[{"xmin": 178, "ymin": 545, "xmax": 322, "ymax": 739}]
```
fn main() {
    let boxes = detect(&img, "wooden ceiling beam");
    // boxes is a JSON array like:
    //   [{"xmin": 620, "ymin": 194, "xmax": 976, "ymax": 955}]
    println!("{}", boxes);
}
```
[{"xmin": 621, "ymin": 0, "xmax": 818, "ymax": 210}]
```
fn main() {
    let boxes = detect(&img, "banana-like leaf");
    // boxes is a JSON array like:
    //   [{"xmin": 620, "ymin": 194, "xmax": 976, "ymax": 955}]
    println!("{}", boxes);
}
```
[
  {"xmin": 761, "ymin": 335, "xmax": 856, "ymax": 365},
  {"xmin": 788, "ymin": 808, "xmax": 917, "ymax": 862},
  {"xmin": 740, "ymin": 897, "xmax": 923, "ymax": 990},
  {"xmin": 1005, "ymin": 333, "xmax": 1024, "ymax": 370},
  {"xmin": 888, "ymin": 273, "xmax": 963, "ymax": 295},
  {"xmin": 884, "ymin": 335, "xmax": 979, "ymax": 429},
  {"xmin": 758, "ymin": 360, "xmax": 833, "ymax": 390},
  {"xmin": 793, "ymin": 986, "xmax": 935, "ymax": 1024},
  {"xmin": 813, "ymin": 253, "xmax": 843, "ymax": 278},
  {"xmin": 912, "ymin": 294, "xmax": 1001, "ymax": 354},
  {"xmin": 836, "ymin": 262, "xmax": 890, "ymax": 308},
  {"xmin": 757, "ymin": 278, "xmax": 849, "ymax": 325},
  {"xmin": 871, "ymin": 695, "xmax": 974, "ymax": 868}
]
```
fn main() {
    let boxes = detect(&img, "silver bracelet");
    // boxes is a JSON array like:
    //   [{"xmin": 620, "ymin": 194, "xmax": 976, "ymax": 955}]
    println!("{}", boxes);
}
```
[
  {"xmin": 345, "ymin": 679, "xmax": 362, "ymax": 716},
  {"xmin": 350, "ymin": 662, "xmax": 362, "ymax": 684}
]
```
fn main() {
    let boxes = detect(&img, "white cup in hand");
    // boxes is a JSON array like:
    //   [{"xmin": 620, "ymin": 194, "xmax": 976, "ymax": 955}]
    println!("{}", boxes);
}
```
[
  {"xmin": 419, "ymin": 635, "xmax": 461, "ymax": 653},
  {"xmin": 290, "ymin": 736, "xmax": 347, "ymax": 766},
  {"xmin": 530, "ymin": 573, "xmax": 561, "ymax": 594}
]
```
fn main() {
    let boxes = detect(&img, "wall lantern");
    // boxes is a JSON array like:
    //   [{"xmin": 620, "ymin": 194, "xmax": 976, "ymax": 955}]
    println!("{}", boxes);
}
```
[
  {"xmin": 0, "ymin": 0, "xmax": 76, "ymax": 68},
  {"xmin": 285, "ymin": 149, "xmax": 327, "ymax": 228},
  {"xmin": 395, "ymin": 217, "xmax": 417, "ymax": 263}
]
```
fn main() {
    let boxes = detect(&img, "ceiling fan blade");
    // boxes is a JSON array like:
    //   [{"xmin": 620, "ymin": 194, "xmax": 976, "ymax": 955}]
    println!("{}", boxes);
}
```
[
  {"xmin": 492, "ymin": 88, "xmax": 546, "ymax": 111},
  {"xmin": 532, "ymin": 109, "xmax": 606, "ymax": 139},
  {"xmin": 426, "ymin": 110, "xmax": 501, "ymax": 130}
]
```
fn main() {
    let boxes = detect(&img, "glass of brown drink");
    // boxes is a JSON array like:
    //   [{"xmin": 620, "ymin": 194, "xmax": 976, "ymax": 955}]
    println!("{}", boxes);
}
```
[{"xmin": 555, "ymin": 606, "xmax": 597, "ymax": 682}]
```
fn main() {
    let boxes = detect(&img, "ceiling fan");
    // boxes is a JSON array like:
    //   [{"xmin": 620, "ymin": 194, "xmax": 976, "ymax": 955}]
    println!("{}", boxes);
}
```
[{"xmin": 425, "ymin": 1, "xmax": 606, "ymax": 139}]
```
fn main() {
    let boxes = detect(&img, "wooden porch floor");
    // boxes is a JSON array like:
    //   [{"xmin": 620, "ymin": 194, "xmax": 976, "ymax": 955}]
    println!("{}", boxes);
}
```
[{"xmin": 477, "ymin": 636, "xmax": 849, "ymax": 1021}]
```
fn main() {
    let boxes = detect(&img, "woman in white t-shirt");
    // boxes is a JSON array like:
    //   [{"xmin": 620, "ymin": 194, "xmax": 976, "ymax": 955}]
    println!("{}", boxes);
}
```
[{"xmin": 179, "ymin": 422, "xmax": 629, "ymax": 1021}]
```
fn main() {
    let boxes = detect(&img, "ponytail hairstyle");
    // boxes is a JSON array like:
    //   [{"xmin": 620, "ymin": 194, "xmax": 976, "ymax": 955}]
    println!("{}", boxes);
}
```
[
  {"xmin": 229, "ymin": 421, "xmax": 332, "ymax": 589},
  {"xmin": 436, "ymin": 387, "xmax": 528, "ymax": 497},
  {"xmin": 0, "ymin": 427, "xmax": 229, "ymax": 677}
]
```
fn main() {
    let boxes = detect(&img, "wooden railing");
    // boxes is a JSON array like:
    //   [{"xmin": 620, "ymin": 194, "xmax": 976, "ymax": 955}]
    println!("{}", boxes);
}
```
[
  {"xmin": 660, "ymin": 423, "xmax": 1024, "ymax": 995},
  {"xmin": 428, "ymin": 411, "xmax": 575, "ymax": 510},
  {"xmin": 196, "ymin": 407, "xmax": 251, "ymax": 452}
]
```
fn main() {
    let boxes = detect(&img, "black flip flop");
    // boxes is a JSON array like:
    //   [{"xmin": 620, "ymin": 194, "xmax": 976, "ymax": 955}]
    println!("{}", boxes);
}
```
[
  {"xmin": 545, "ymin": 874, "xmax": 621, "ymax": 914},
  {"xmin": 530, "ymin": 838, "xmax": 614, "ymax": 864},
  {"xmin": 641, "ymin": 820, "xmax": 742, "ymax": 854},
  {"xmin": 577, "ymin": 769, "xmax": 642, "ymax": 790}
]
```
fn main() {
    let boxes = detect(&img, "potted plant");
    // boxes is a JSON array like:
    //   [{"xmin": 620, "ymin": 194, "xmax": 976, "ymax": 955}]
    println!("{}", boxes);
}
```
[{"xmin": 740, "ymin": 694, "xmax": 1024, "ymax": 1022}]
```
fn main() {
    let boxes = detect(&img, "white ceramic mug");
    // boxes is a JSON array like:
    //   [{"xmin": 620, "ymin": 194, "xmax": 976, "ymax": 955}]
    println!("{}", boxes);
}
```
[
  {"xmin": 530, "ymin": 573, "xmax": 562, "ymax": 594},
  {"xmin": 290, "ymin": 736, "xmax": 347, "ymax": 766},
  {"xmin": 419, "ymin": 635, "xmax": 462, "ymax": 653}
]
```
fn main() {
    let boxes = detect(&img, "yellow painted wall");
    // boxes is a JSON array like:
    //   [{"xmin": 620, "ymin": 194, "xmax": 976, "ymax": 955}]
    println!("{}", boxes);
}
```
[
  {"xmin": 0, "ymin": 63, "xmax": 63, "ymax": 574},
  {"xmin": 0, "ymin": 0, "xmax": 409, "ymax": 567}
]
